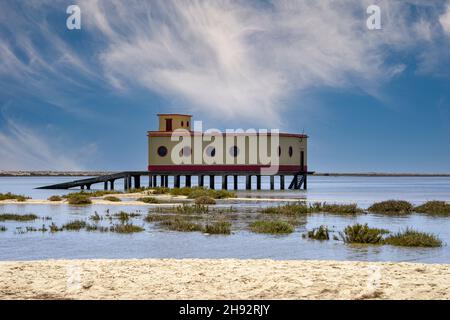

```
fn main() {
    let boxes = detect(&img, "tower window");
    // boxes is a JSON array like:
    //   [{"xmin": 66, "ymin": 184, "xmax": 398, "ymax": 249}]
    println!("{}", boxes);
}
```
[
  {"xmin": 157, "ymin": 146, "xmax": 168, "ymax": 157},
  {"xmin": 288, "ymin": 146, "xmax": 293, "ymax": 157}
]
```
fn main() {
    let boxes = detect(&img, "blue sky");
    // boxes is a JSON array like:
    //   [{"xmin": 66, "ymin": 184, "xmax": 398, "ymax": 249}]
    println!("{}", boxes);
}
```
[{"xmin": 1, "ymin": 0, "xmax": 450, "ymax": 172}]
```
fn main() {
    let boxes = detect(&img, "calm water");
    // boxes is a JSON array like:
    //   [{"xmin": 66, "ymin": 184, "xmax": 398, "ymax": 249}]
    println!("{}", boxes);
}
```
[{"xmin": 1, "ymin": 176, "xmax": 450, "ymax": 263}]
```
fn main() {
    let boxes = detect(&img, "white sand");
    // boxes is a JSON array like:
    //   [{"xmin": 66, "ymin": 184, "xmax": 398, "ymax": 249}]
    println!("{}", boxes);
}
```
[{"xmin": 0, "ymin": 258, "xmax": 449, "ymax": 300}]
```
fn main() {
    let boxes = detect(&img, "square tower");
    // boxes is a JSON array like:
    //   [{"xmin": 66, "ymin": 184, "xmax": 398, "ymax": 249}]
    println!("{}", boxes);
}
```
[{"xmin": 157, "ymin": 114, "xmax": 192, "ymax": 132}]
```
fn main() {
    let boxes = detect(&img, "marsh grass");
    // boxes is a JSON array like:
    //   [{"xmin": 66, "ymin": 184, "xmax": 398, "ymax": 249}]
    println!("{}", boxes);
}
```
[
  {"xmin": 48, "ymin": 195, "xmax": 62, "ymax": 201},
  {"xmin": 368, "ymin": 200, "xmax": 413, "ymax": 215},
  {"xmin": 63, "ymin": 190, "xmax": 119, "ymax": 199},
  {"xmin": 137, "ymin": 197, "xmax": 160, "ymax": 204},
  {"xmin": 0, "ymin": 192, "xmax": 30, "ymax": 202},
  {"xmin": 194, "ymin": 196, "xmax": 216, "ymax": 205},
  {"xmin": 49, "ymin": 223, "xmax": 63, "ymax": 233},
  {"xmin": 384, "ymin": 228, "xmax": 442, "ymax": 247},
  {"xmin": 86, "ymin": 224, "xmax": 109, "ymax": 232},
  {"xmin": 176, "ymin": 203, "xmax": 210, "ymax": 215},
  {"xmin": 113, "ymin": 211, "xmax": 141, "ymax": 222},
  {"xmin": 151, "ymin": 187, "xmax": 170, "ymax": 195},
  {"xmin": 0, "ymin": 213, "xmax": 38, "ymax": 222},
  {"xmin": 204, "ymin": 221, "xmax": 231, "ymax": 235},
  {"xmin": 144, "ymin": 213, "xmax": 177, "ymax": 223},
  {"xmin": 249, "ymin": 220, "xmax": 294, "ymax": 234},
  {"xmin": 310, "ymin": 203, "xmax": 363, "ymax": 215},
  {"xmin": 110, "ymin": 223, "xmax": 145, "ymax": 233},
  {"xmin": 414, "ymin": 201, "xmax": 450, "ymax": 216},
  {"xmin": 159, "ymin": 218, "xmax": 203, "ymax": 232},
  {"xmin": 307, "ymin": 225, "xmax": 330, "ymax": 240},
  {"xmin": 67, "ymin": 194, "xmax": 92, "ymax": 205},
  {"xmin": 62, "ymin": 220, "xmax": 87, "ymax": 231},
  {"xmin": 261, "ymin": 202, "xmax": 363, "ymax": 216},
  {"xmin": 340, "ymin": 224, "xmax": 387, "ymax": 244},
  {"xmin": 103, "ymin": 196, "xmax": 121, "ymax": 202},
  {"xmin": 261, "ymin": 203, "xmax": 309, "ymax": 216},
  {"xmin": 89, "ymin": 213, "xmax": 102, "ymax": 222}
]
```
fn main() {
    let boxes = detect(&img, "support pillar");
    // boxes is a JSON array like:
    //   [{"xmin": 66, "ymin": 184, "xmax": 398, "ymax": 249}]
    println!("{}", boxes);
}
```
[
  {"xmin": 110, "ymin": 180, "xmax": 115, "ymax": 190},
  {"xmin": 303, "ymin": 174, "xmax": 307, "ymax": 190},
  {"xmin": 86, "ymin": 184, "xmax": 91, "ymax": 190},
  {"xmin": 153, "ymin": 175, "xmax": 157, "ymax": 187},
  {"xmin": 134, "ymin": 176, "xmax": 141, "ymax": 189},
  {"xmin": 149, "ymin": 175, "xmax": 153, "ymax": 187},
  {"xmin": 199, "ymin": 175, "xmax": 204, "ymax": 187},
  {"xmin": 256, "ymin": 175, "xmax": 261, "ymax": 190},
  {"xmin": 164, "ymin": 175, "xmax": 169, "ymax": 187},
  {"xmin": 233, "ymin": 175, "xmax": 238, "ymax": 190},
  {"xmin": 175, "ymin": 175, "xmax": 181, "ymax": 188},
  {"xmin": 104, "ymin": 181, "xmax": 108, "ymax": 190},
  {"xmin": 280, "ymin": 176, "xmax": 285, "ymax": 190},
  {"xmin": 81, "ymin": 185, "xmax": 85, "ymax": 190},
  {"xmin": 186, "ymin": 175, "xmax": 192, "ymax": 187},
  {"xmin": 270, "ymin": 176, "xmax": 275, "ymax": 190},
  {"xmin": 209, "ymin": 175, "xmax": 215, "ymax": 189},
  {"xmin": 160, "ymin": 175, "xmax": 164, "ymax": 187},
  {"xmin": 246, "ymin": 176, "xmax": 251, "ymax": 190},
  {"xmin": 222, "ymin": 176, "xmax": 228, "ymax": 190}
]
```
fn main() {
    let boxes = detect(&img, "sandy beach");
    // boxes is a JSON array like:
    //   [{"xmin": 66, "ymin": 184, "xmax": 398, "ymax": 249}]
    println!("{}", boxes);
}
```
[{"xmin": 0, "ymin": 258, "xmax": 449, "ymax": 300}]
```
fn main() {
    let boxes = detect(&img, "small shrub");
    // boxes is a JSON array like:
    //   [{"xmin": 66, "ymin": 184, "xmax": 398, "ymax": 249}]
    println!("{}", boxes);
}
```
[
  {"xmin": 0, "ymin": 213, "xmax": 38, "ymax": 222},
  {"xmin": 307, "ymin": 225, "xmax": 330, "ymax": 240},
  {"xmin": 384, "ymin": 228, "xmax": 442, "ymax": 247},
  {"xmin": 340, "ymin": 224, "xmax": 385, "ymax": 244},
  {"xmin": 110, "ymin": 223, "xmax": 145, "ymax": 233},
  {"xmin": 0, "ymin": 225, "xmax": 6, "ymax": 232},
  {"xmin": 89, "ymin": 213, "xmax": 102, "ymax": 222},
  {"xmin": 137, "ymin": 197, "xmax": 160, "ymax": 204},
  {"xmin": 195, "ymin": 196, "xmax": 216, "ymax": 205},
  {"xmin": 62, "ymin": 220, "xmax": 87, "ymax": 231},
  {"xmin": 67, "ymin": 194, "xmax": 92, "ymax": 205},
  {"xmin": 204, "ymin": 221, "xmax": 231, "ymax": 235},
  {"xmin": 0, "ymin": 193, "xmax": 31, "ymax": 202},
  {"xmin": 414, "ymin": 201, "xmax": 450, "ymax": 216},
  {"xmin": 151, "ymin": 187, "xmax": 170, "ymax": 195},
  {"xmin": 368, "ymin": 200, "xmax": 413, "ymax": 214},
  {"xmin": 310, "ymin": 203, "xmax": 363, "ymax": 215},
  {"xmin": 103, "ymin": 196, "xmax": 121, "ymax": 202},
  {"xmin": 159, "ymin": 218, "xmax": 203, "ymax": 232},
  {"xmin": 48, "ymin": 195, "xmax": 62, "ymax": 201},
  {"xmin": 249, "ymin": 220, "xmax": 294, "ymax": 234},
  {"xmin": 176, "ymin": 204, "xmax": 209, "ymax": 215}
]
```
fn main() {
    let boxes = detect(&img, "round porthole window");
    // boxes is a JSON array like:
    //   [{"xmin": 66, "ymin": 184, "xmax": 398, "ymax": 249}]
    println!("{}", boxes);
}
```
[
  {"xmin": 180, "ymin": 146, "xmax": 191, "ymax": 157},
  {"xmin": 288, "ymin": 146, "xmax": 293, "ymax": 157},
  {"xmin": 206, "ymin": 146, "xmax": 216, "ymax": 157},
  {"xmin": 230, "ymin": 146, "xmax": 239, "ymax": 157},
  {"xmin": 157, "ymin": 146, "xmax": 168, "ymax": 157}
]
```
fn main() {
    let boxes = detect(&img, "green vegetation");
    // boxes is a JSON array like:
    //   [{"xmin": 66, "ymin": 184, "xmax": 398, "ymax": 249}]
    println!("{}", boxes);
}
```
[
  {"xmin": 86, "ymin": 224, "xmax": 109, "ymax": 232},
  {"xmin": 249, "ymin": 220, "xmax": 295, "ymax": 234},
  {"xmin": 103, "ymin": 196, "xmax": 121, "ymax": 202},
  {"xmin": 150, "ymin": 186, "xmax": 236, "ymax": 199},
  {"xmin": 175, "ymin": 204, "xmax": 210, "ymax": 215},
  {"xmin": 0, "ymin": 225, "xmax": 6, "ymax": 232},
  {"xmin": 414, "ymin": 201, "xmax": 450, "ymax": 216},
  {"xmin": 112, "ymin": 211, "xmax": 141, "ymax": 222},
  {"xmin": 368, "ymin": 200, "xmax": 413, "ymax": 215},
  {"xmin": 384, "ymin": 228, "xmax": 442, "ymax": 247},
  {"xmin": 62, "ymin": 220, "xmax": 87, "ymax": 231},
  {"xmin": 159, "ymin": 217, "xmax": 204, "ymax": 232},
  {"xmin": 0, "ymin": 213, "xmax": 38, "ymax": 222},
  {"xmin": 67, "ymin": 194, "xmax": 92, "ymax": 205},
  {"xmin": 137, "ymin": 197, "xmax": 160, "ymax": 204},
  {"xmin": 261, "ymin": 203, "xmax": 309, "ymax": 216},
  {"xmin": 144, "ymin": 213, "xmax": 176, "ymax": 223},
  {"xmin": 307, "ymin": 225, "xmax": 330, "ymax": 240},
  {"xmin": 48, "ymin": 195, "xmax": 62, "ymax": 201},
  {"xmin": 110, "ymin": 223, "xmax": 145, "ymax": 233},
  {"xmin": 194, "ymin": 196, "xmax": 216, "ymax": 205},
  {"xmin": 340, "ymin": 224, "xmax": 387, "ymax": 244},
  {"xmin": 89, "ymin": 212, "xmax": 102, "ymax": 222},
  {"xmin": 151, "ymin": 187, "xmax": 170, "ymax": 195},
  {"xmin": 204, "ymin": 221, "xmax": 231, "ymax": 235},
  {"xmin": 0, "ymin": 192, "xmax": 30, "ymax": 202},
  {"xmin": 261, "ymin": 202, "xmax": 363, "ymax": 216},
  {"xmin": 49, "ymin": 223, "xmax": 63, "ymax": 233}
]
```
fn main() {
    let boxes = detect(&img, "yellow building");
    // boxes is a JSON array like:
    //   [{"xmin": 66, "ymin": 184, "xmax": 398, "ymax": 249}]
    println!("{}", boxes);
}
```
[{"xmin": 147, "ymin": 114, "xmax": 309, "ymax": 190}]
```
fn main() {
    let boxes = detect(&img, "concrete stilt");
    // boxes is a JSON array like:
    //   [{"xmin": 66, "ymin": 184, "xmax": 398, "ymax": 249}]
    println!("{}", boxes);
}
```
[
  {"xmin": 149, "ymin": 175, "xmax": 153, "ymax": 187},
  {"xmin": 222, "ymin": 176, "xmax": 228, "ymax": 190},
  {"xmin": 81, "ymin": 185, "xmax": 85, "ymax": 190},
  {"xmin": 256, "ymin": 175, "xmax": 261, "ymax": 190},
  {"xmin": 199, "ymin": 175, "xmax": 204, "ymax": 187},
  {"xmin": 186, "ymin": 175, "xmax": 192, "ymax": 187},
  {"xmin": 270, "ymin": 176, "xmax": 275, "ymax": 190},
  {"xmin": 134, "ymin": 176, "xmax": 141, "ymax": 189},
  {"xmin": 280, "ymin": 176, "xmax": 285, "ymax": 190},
  {"xmin": 153, "ymin": 175, "xmax": 157, "ymax": 187},
  {"xmin": 104, "ymin": 181, "xmax": 108, "ymax": 190},
  {"xmin": 233, "ymin": 175, "xmax": 238, "ymax": 190},
  {"xmin": 209, "ymin": 175, "xmax": 215, "ymax": 189},
  {"xmin": 164, "ymin": 175, "xmax": 169, "ymax": 187},
  {"xmin": 303, "ymin": 174, "xmax": 307, "ymax": 190},
  {"xmin": 160, "ymin": 175, "xmax": 164, "ymax": 187},
  {"xmin": 110, "ymin": 180, "xmax": 115, "ymax": 190},
  {"xmin": 246, "ymin": 176, "xmax": 251, "ymax": 190},
  {"xmin": 175, "ymin": 175, "xmax": 181, "ymax": 188}
]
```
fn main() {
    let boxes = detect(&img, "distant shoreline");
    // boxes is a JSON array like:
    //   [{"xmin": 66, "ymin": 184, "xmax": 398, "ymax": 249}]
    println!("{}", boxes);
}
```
[{"xmin": 1, "ymin": 171, "xmax": 450, "ymax": 177}]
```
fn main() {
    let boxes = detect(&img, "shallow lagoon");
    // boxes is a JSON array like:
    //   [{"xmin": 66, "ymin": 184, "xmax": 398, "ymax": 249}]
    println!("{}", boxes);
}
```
[{"xmin": 1, "ymin": 176, "xmax": 450, "ymax": 263}]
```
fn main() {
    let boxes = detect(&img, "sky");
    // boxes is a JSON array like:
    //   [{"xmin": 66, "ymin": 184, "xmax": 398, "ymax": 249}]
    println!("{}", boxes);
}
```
[{"xmin": 0, "ymin": 0, "xmax": 450, "ymax": 173}]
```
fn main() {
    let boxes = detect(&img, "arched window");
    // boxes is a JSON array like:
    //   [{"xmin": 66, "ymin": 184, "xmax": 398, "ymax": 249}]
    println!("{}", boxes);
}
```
[
  {"xmin": 187, "ymin": 121, "xmax": 189, "ymax": 127},
  {"xmin": 181, "ymin": 121, "xmax": 184, "ymax": 126},
  {"xmin": 230, "ymin": 146, "xmax": 239, "ymax": 157},
  {"xmin": 158, "ymin": 146, "xmax": 168, "ymax": 157},
  {"xmin": 288, "ymin": 146, "xmax": 293, "ymax": 157},
  {"xmin": 206, "ymin": 146, "xmax": 216, "ymax": 157}
]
